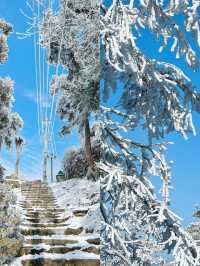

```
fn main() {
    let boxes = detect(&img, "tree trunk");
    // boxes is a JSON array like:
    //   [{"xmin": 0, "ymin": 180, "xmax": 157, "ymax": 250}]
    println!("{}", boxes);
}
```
[
  {"xmin": 84, "ymin": 116, "xmax": 94, "ymax": 168},
  {"xmin": 15, "ymin": 149, "xmax": 20, "ymax": 179}
]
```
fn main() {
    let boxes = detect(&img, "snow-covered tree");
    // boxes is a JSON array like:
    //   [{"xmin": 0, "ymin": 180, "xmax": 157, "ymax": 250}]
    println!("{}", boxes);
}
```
[
  {"xmin": 38, "ymin": 0, "xmax": 99, "ymax": 175},
  {"xmin": 0, "ymin": 18, "xmax": 24, "ymax": 265},
  {"xmin": 0, "ymin": 19, "xmax": 12, "ymax": 63},
  {"xmin": 100, "ymin": 0, "xmax": 200, "ymax": 265},
  {"xmin": 62, "ymin": 124, "xmax": 100, "ymax": 180},
  {"xmin": 0, "ymin": 19, "xmax": 23, "ymax": 177},
  {"xmin": 187, "ymin": 207, "xmax": 200, "ymax": 247}
]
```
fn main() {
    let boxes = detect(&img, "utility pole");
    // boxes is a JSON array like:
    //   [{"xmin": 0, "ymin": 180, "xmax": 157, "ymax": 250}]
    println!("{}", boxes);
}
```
[
  {"xmin": 43, "ymin": 118, "xmax": 50, "ymax": 182},
  {"xmin": 50, "ymin": 153, "xmax": 56, "ymax": 183},
  {"xmin": 15, "ymin": 137, "xmax": 24, "ymax": 180}
]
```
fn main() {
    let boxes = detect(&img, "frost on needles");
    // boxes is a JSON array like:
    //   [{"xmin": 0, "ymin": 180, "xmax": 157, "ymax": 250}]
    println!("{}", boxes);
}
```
[{"xmin": 100, "ymin": 0, "xmax": 200, "ymax": 265}]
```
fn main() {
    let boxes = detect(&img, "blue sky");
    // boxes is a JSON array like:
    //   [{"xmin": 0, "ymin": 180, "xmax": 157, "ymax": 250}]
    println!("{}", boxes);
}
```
[
  {"xmin": 0, "ymin": 1, "xmax": 80, "ymax": 181},
  {"xmin": 135, "ymin": 23, "xmax": 200, "ymax": 227},
  {"xmin": 1, "ymin": 1, "xmax": 200, "ymax": 227}
]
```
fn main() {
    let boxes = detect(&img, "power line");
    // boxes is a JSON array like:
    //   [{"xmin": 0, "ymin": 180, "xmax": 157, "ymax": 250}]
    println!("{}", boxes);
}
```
[
  {"xmin": 33, "ymin": 0, "xmax": 41, "ymax": 139},
  {"xmin": 48, "ymin": 0, "xmax": 68, "ymax": 136},
  {"xmin": 33, "ymin": 0, "xmax": 65, "ymax": 181},
  {"xmin": 37, "ymin": 0, "xmax": 44, "ymax": 135}
]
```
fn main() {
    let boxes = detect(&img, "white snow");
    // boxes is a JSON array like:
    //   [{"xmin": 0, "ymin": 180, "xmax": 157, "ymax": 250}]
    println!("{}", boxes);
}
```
[
  {"xmin": 11, "ymin": 251, "xmax": 99, "ymax": 266},
  {"xmin": 24, "ymin": 233, "xmax": 99, "ymax": 241},
  {"xmin": 50, "ymin": 178, "xmax": 101, "ymax": 233},
  {"xmin": 13, "ymin": 187, "xmax": 26, "ymax": 221},
  {"xmin": 10, "ymin": 179, "xmax": 100, "ymax": 266}
]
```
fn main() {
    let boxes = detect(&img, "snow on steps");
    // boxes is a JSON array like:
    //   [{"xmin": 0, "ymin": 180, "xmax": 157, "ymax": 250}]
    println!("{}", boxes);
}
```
[
  {"xmin": 12, "ymin": 252, "xmax": 99, "ymax": 266},
  {"xmin": 12, "ymin": 180, "xmax": 100, "ymax": 266}
]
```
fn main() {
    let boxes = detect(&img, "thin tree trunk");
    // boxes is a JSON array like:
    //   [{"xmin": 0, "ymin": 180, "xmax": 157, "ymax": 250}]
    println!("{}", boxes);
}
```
[
  {"xmin": 15, "ymin": 149, "xmax": 20, "ymax": 179},
  {"xmin": 84, "ymin": 116, "xmax": 94, "ymax": 168}
]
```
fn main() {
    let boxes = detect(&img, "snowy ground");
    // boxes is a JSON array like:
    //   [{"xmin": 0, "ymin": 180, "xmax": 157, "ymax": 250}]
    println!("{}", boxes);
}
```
[{"xmin": 50, "ymin": 178, "xmax": 101, "ymax": 233}]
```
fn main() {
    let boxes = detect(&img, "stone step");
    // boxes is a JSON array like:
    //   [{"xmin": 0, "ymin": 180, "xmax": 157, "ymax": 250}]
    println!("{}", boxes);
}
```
[
  {"xmin": 20, "ymin": 246, "xmax": 82, "ymax": 256},
  {"xmin": 21, "ymin": 207, "xmax": 60, "ymax": 211},
  {"xmin": 25, "ymin": 212, "xmax": 63, "ymax": 217},
  {"xmin": 24, "ymin": 201, "xmax": 56, "ymax": 204},
  {"xmin": 25, "ymin": 211, "xmax": 60, "ymax": 220},
  {"xmin": 24, "ymin": 195, "xmax": 54, "ymax": 197},
  {"xmin": 22, "ymin": 208, "xmax": 59, "ymax": 212},
  {"xmin": 21, "ymin": 198, "xmax": 56, "ymax": 201},
  {"xmin": 22, "ymin": 189, "xmax": 52, "ymax": 192},
  {"xmin": 20, "ymin": 245, "xmax": 99, "ymax": 256},
  {"xmin": 21, "ymin": 258, "xmax": 100, "ymax": 266},
  {"xmin": 22, "ymin": 194, "xmax": 54, "ymax": 198},
  {"xmin": 22, "ymin": 223, "xmax": 69, "ymax": 228},
  {"xmin": 21, "ymin": 190, "xmax": 50, "ymax": 193},
  {"xmin": 25, "ymin": 217, "xmax": 70, "ymax": 224},
  {"xmin": 82, "ymin": 246, "xmax": 99, "ymax": 255},
  {"xmin": 23, "ymin": 194, "xmax": 55, "ymax": 197},
  {"xmin": 17, "ymin": 181, "xmax": 100, "ymax": 266},
  {"xmin": 21, "ymin": 197, "xmax": 55, "ymax": 201},
  {"xmin": 21, "ymin": 227, "xmax": 84, "ymax": 236},
  {"xmin": 21, "ymin": 199, "xmax": 57, "ymax": 203},
  {"xmin": 22, "ymin": 206, "xmax": 60, "ymax": 211},
  {"xmin": 21, "ymin": 208, "xmax": 65, "ymax": 212},
  {"xmin": 20, "ymin": 201, "xmax": 56, "ymax": 208},
  {"xmin": 86, "ymin": 238, "xmax": 100, "ymax": 245},
  {"xmin": 73, "ymin": 210, "xmax": 88, "ymax": 217},
  {"xmin": 21, "ymin": 203, "xmax": 57, "ymax": 207},
  {"xmin": 24, "ymin": 239, "xmax": 79, "ymax": 246},
  {"xmin": 22, "ymin": 192, "xmax": 53, "ymax": 196}
]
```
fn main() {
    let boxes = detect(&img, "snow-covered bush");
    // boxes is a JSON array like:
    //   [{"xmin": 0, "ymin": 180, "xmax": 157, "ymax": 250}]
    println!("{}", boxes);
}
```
[
  {"xmin": 62, "ymin": 147, "xmax": 88, "ymax": 180},
  {"xmin": 0, "ymin": 183, "xmax": 23, "ymax": 265},
  {"xmin": 62, "ymin": 140, "xmax": 100, "ymax": 180}
]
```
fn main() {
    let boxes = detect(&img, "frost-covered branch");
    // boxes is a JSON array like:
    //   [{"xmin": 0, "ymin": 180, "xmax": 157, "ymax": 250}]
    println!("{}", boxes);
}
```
[{"xmin": 100, "ymin": 1, "xmax": 200, "ymax": 265}]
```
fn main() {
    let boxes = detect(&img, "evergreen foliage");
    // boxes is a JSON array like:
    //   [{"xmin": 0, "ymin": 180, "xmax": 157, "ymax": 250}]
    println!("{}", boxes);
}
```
[
  {"xmin": 100, "ymin": 0, "xmax": 200, "ymax": 265},
  {"xmin": 0, "ymin": 183, "xmax": 22, "ymax": 265},
  {"xmin": 39, "ymin": 0, "xmax": 99, "ymax": 172},
  {"xmin": 0, "ymin": 18, "xmax": 23, "ymax": 265}
]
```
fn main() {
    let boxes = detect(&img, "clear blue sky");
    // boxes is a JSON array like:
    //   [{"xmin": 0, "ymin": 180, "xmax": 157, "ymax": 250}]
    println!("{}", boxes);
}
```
[{"xmin": 1, "ymin": 1, "xmax": 200, "ymax": 227}]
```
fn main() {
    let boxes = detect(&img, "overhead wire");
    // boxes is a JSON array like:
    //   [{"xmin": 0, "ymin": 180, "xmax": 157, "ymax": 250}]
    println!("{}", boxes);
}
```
[
  {"xmin": 33, "ymin": 0, "xmax": 42, "ymax": 139},
  {"xmin": 42, "ymin": 0, "xmax": 48, "ymax": 135},
  {"xmin": 48, "ymin": 0, "xmax": 68, "ymax": 136},
  {"xmin": 45, "ymin": 0, "xmax": 52, "ymax": 123},
  {"xmin": 34, "ymin": 0, "xmax": 62, "ymax": 169},
  {"xmin": 49, "ymin": 66, "xmax": 64, "ymax": 139},
  {"xmin": 37, "ymin": 0, "xmax": 44, "ymax": 135}
]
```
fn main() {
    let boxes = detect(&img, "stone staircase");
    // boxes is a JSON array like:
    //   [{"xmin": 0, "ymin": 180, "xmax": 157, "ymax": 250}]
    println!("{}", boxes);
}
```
[{"xmin": 14, "ymin": 180, "xmax": 100, "ymax": 266}]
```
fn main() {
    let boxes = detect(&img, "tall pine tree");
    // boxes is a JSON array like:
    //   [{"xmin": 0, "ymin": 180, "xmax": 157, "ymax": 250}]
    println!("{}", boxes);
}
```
[{"xmin": 39, "ymin": 0, "xmax": 99, "ymax": 176}]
